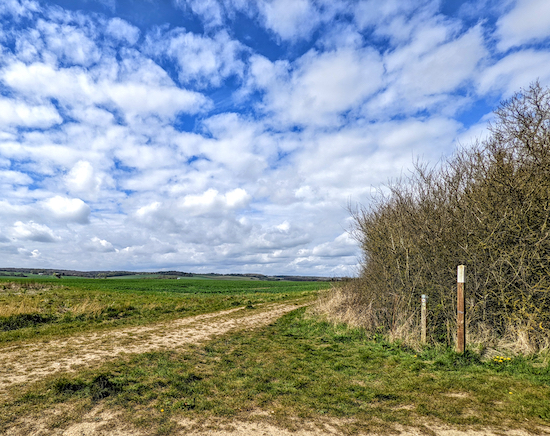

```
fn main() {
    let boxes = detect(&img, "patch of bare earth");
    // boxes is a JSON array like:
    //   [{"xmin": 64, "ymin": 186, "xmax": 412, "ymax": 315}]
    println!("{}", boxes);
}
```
[
  {"xmin": 2, "ymin": 302, "xmax": 549, "ymax": 436},
  {"xmin": 6, "ymin": 406, "xmax": 549, "ymax": 436}
]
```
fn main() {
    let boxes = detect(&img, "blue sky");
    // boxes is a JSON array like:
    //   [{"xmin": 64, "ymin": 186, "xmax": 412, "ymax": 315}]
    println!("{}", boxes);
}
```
[{"xmin": 1, "ymin": 0, "xmax": 550, "ymax": 276}]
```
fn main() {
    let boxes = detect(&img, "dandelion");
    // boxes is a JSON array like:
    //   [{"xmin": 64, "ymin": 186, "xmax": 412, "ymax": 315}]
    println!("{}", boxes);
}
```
[
  {"xmin": 509, "ymin": 392, "xmax": 513, "ymax": 395},
  {"xmin": 161, "ymin": 409, "xmax": 164, "ymax": 412}
]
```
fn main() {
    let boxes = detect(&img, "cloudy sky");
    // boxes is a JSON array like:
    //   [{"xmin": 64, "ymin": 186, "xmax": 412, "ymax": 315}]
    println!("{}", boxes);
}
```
[{"xmin": 1, "ymin": 0, "xmax": 549, "ymax": 276}]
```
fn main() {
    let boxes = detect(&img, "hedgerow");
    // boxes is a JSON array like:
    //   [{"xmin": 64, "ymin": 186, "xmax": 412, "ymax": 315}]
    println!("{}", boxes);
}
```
[{"xmin": 324, "ymin": 82, "xmax": 550, "ymax": 353}]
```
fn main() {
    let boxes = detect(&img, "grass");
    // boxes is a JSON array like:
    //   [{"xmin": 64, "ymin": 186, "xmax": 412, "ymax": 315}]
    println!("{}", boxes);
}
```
[
  {"xmin": 2, "ymin": 308, "xmax": 549, "ymax": 435},
  {"xmin": 0, "ymin": 278, "xmax": 326, "ymax": 343}
]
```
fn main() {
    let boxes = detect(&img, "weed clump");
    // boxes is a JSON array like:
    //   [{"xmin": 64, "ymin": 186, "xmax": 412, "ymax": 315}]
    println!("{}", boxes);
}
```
[{"xmin": 321, "ymin": 82, "xmax": 550, "ymax": 354}]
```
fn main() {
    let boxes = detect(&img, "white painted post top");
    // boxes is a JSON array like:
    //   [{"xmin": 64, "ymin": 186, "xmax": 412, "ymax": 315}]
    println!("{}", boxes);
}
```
[{"xmin": 457, "ymin": 265, "xmax": 465, "ymax": 283}]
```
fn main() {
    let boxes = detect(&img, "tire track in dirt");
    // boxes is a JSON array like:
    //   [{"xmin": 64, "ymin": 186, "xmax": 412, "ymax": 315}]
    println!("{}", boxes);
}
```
[{"xmin": 0, "ymin": 302, "xmax": 305, "ymax": 397}]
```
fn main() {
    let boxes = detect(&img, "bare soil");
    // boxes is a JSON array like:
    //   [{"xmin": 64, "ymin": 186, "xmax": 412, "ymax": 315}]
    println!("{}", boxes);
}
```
[{"xmin": 2, "ymin": 303, "xmax": 548, "ymax": 436}]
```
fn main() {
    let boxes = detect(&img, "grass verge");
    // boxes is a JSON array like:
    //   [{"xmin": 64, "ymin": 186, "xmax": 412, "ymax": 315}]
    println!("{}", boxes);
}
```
[{"xmin": 1, "ymin": 308, "xmax": 549, "ymax": 435}]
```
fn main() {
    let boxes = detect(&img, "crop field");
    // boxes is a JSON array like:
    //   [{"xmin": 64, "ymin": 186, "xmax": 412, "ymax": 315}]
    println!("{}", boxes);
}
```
[{"xmin": 1, "ymin": 278, "xmax": 549, "ymax": 436}]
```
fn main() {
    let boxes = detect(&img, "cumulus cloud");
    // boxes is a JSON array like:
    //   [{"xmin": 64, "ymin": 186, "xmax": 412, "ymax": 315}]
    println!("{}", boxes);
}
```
[
  {"xmin": 173, "ymin": 0, "xmax": 225, "ymax": 28},
  {"xmin": 0, "ymin": 0, "xmax": 40, "ymax": 20},
  {"xmin": 2, "ymin": 59, "xmax": 210, "ymax": 121},
  {"xmin": 180, "ymin": 188, "xmax": 251, "ymax": 215},
  {"xmin": 0, "ymin": 170, "xmax": 33, "ymax": 186},
  {"xmin": 1, "ymin": 61, "xmax": 94, "ymax": 104},
  {"xmin": 42, "ymin": 196, "xmax": 91, "ymax": 224},
  {"xmin": 106, "ymin": 81, "xmax": 211, "ymax": 119},
  {"xmin": 248, "ymin": 46, "xmax": 384, "ymax": 127},
  {"xmin": 106, "ymin": 17, "xmax": 140, "ymax": 45},
  {"xmin": 390, "ymin": 25, "xmax": 486, "ymax": 96},
  {"xmin": 257, "ymin": 0, "xmax": 321, "ymax": 41},
  {"xmin": 496, "ymin": 0, "xmax": 550, "ymax": 51},
  {"xmin": 11, "ymin": 221, "xmax": 58, "ymax": 243},
  {"xmin": 145, "ymin": 28, "xmax": 245, "ymax": 88},
  {"xmin": 65, "ymin": 160, "xmax": 106, "ymax": 199},
  {"xmin": 311, "ymin": 232, "xmax": 357, "ymax": 258},
  {"xmin": 88, "ymin": 236, "xmax": 116, "ymax": 252},
  {"xmin": 477, "ymin": 49, "xmax": 550, "ymax": 96},
  {"xmin": 36, "ymin": 19, "xmax": 101, "ymax": 67},
  {"xmin": 0, "ymin": 97, "xmax": 62, "ymax": 129},
  {"xmin": 354, "ymin": 0, "xmax": 440, "ymax": 45}
]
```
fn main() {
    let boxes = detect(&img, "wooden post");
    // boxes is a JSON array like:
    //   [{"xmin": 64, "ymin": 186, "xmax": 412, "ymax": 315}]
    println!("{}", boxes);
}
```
[
  {"xmin": 421, "ymin": 294, "xmax": 427, "ymax": 344},
  {"xmin": 457, "ymin": 265, "xmax": 466, "ymax": 353}
]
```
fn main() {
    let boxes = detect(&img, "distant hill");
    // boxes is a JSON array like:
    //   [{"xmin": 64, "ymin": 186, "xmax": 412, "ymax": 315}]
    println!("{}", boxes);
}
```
[{"xmin": 0, "ymin": 268, "xmax": 341, "ymax": 282}]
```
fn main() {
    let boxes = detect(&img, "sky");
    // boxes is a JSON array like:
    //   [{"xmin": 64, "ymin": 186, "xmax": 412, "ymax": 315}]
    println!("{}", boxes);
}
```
[{"xmin": 1, "ymin": 0, "xmax": 550, "ymax": 276}]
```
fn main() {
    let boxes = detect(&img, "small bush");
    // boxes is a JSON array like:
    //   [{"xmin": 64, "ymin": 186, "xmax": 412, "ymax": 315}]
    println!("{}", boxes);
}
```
[{"xmin": 0, "ymin": 313, "xmax": 54, "ymax": 331}]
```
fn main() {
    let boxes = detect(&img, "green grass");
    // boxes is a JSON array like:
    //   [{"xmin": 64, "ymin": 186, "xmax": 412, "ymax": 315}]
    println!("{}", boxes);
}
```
[
  {"xmin": 3, "ymin": 308, "xmax": 549, "ymax": 435},
  {"xmin": 0, "ymin": 278, "xmax": 326, "ymax": 343}
]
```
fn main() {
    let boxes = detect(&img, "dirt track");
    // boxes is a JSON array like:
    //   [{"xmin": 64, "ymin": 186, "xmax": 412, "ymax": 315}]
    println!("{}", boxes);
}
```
[{"xmin": 0, "ymin": 303, "xmax": 303, "ymax": 399}]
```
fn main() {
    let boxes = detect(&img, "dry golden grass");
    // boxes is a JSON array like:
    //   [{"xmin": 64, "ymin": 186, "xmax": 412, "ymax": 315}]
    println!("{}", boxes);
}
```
[
  {"xmin": 310, "ymin": 283, "xmax": 421, "ymax": 348},
  {"xmin": 314, "ymin": 283, "xmax": 550, "ymax": 356},
  {"xmin": 0, "ymin": 296, "xmax": 42, "ymax": 317},
  {"xmin": 0, "ymin": 281, "xmax": 59, "ymax": 294}
]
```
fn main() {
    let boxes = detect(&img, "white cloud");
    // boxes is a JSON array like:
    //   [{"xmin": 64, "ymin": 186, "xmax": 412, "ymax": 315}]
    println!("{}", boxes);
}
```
[
  {"xmin": 174, "ymin": 0, "xmax": 225, "ymax": 28},
  {"xmin": 311, "ymin": 232, "xmax": 357, "ymax": 257},
  {"xmin": 200, "ymin": 112, "xmax": 269, "ymax": 176},
  {"xmin": 0, "ymin": 170, "xmax": 33, "ymax": 186},
  {"xmin": 249, "ymin": 46, "xmax": 384, "ymax": 127},
  {"xmin": 11, "ymin": 221, "xmax": 58, "ymax": 242},
  {"xmin": 0, "ymin": 97, "xmax": 62, "ymax": 129},
  {"xmin": 2, "ymin": 60, "xmax": 210, "ymax": 120},
  {"xmin": 36, "ymin": 19, "xmax": 101, "ymax": 67},
  {"xmin": 392, "ymin": 25, "xmax": 486, "ymax": 95},
  {"xmin": 42, "ymin": 196, "xmax": 91, "ymax": 224},
  {"xmin": 145, "ymin": 28, "xmax": 245, "ymax": 88},
  {"xmin": 284, "ymin": 116, "xmax": 462, "ymax": 207},
  {"xmin": 65, "ymin": 160, "xmax": 108, "ymax": 199},
  {"xmin": 276, "ymin": 220, "xmax": 290, "ymax": 232},
  {"xmin": 477, "ymin": 50, "xmax": 550, "ymax": 97},
  {"xmin": 1, "ymin": 61, "xmax": 98, "ymax": 105},
  {"xmin": 180, "ymin": 188, "xmax": 251, "ymax": 215},
  {"xmin": 496, "ymin": 0, "xmax": 550, "ymax": 51},
  {"xmin": 106, "ymin": 81, "xmax": 211, "ymax": 119},
  {"xmin": 89, "ymin": 236, "xmax": 116, "ymax": 252},
  {"xmin": 14, "ymin": 28, "xmax": 44, "ymax": 63},
  {"xmin": 0, "ymin": 0, "xmax": 40, "ymax": 20},
  {"xmin": 0, "ymin": 0, "xmax": 547, "ymax": 277},
  {"xmin": 354, "ymin": 0, "xmax": 441, "ymax": 45},
  {"xmin": 258, "ymin": 0, "xmax": 320, "ymax": 41},
  {"xmin": 106, "ymin": 17, "xmax": 140, "ymax": 45},
  {"xmin": 367, "ymin": 25, "xmax": 487, "ymax": 119},
  {"xmin": 317, "ymin": 22, "xmax": 364, "ymax": 50}
]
